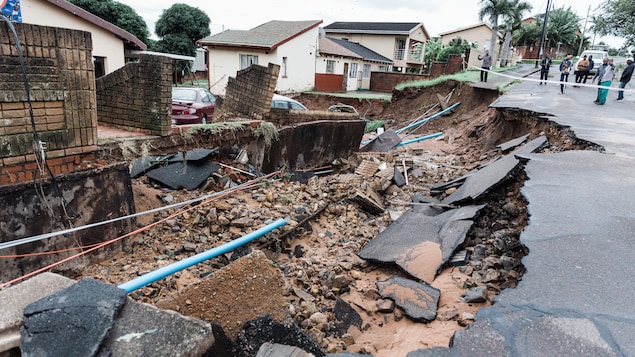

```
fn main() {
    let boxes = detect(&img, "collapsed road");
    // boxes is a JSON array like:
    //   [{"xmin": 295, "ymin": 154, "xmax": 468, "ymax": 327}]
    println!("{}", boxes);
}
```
[{"xmin": 3, "ymin": 65, "xmax": 634, "ymax": 357}]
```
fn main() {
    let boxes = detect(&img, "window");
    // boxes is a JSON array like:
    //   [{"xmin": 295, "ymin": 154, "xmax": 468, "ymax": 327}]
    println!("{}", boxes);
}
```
[
  {"xmin": 348, "ymin": 63, "xmax": 358, "ymax": 78},
  {"xmin": 378, "ymin": 65, "xmax": 387, "ymax": 72},
  {"xmin": 282, "ymin": 57, "xmax": 287, "ymax": 77},
  {"xmin": 326, "ymin": 60, "xmax": 335, "ymax": 74},
  {"xmin": 239, "ymin": 54, "xmax": 258, "ymax": 69},
  {"xmin": 93, "ymin": 56, "xmax": 106, "ymax": 78},
  {"xmin": 395, "ymin": 39, "xmax": 406, "ymax": 60},
  {"xmin": 363, "ymin": 64, "xmax": 371, "ymax": 78}
]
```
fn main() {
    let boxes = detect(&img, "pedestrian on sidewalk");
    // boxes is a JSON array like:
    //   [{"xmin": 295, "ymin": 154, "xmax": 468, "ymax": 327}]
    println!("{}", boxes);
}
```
[
  {"xmin": 574, "ymin": 55, "xmax": 589, "ymax": 86},
  {"xmin": 592, "ymin": 57, "xmax": 609, "ymax": 84},
  {"xmin": 478, "ymin": 50, "xmax": 492, "ymax": 82},
  {"xmin": 583, "ymin": 55, "xmax": 594, "ymax": 84},
  {"xmin": 559, "ymin": 54, "xmax": 573, "ymax": 94},
  {"xmin": 616, "ymin": 58, "xmax": 634, "ymax": 101},
  {"xmin": 540, "ymin": 55, "xmax": 552, "ymax": 85},
  {"xmin": 595, "ymin": 58, "xmax": 615, "ymax": 105}
]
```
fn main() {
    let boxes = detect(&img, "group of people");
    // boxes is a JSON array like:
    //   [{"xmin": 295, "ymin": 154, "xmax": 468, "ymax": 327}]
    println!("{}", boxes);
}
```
[{"xmin": 540, "ymin": 53, "xmax": 634, "ymax": 105}]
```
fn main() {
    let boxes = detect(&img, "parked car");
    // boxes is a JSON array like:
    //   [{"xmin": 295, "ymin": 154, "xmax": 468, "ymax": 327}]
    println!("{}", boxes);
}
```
[
  {"xmin": 574, "ymin": 50, "xmax": 609, "ymax": 77},
  {"xmin": 271, "ymin": 94, "xmax": 308, "ymax": 110},
  {"xmin": 172, "ymin": 87, "xmax": 216, "ymax": 125}
]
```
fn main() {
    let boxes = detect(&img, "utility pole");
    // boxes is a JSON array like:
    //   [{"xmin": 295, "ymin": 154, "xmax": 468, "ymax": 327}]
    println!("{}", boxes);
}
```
[
  {"xmin": 577, "ymin": 5, "xmax": 591, "ymax": 56},
  {"xmin": 536, "ymin": 0, "xmax": 551, "ymax": 68}
]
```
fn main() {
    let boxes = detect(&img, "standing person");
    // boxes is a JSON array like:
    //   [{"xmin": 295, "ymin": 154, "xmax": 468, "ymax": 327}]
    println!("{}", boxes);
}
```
[
  {"xmin": 616, "ymin": 58, "xmax": 634, "ymax": 101},
  {"xmin": 574, "ymin": 55, "xmax": 589, "ymax": 86},
  {"xmin": 539, "ymin": 55, "xmax": 552, "ymax": 85},
  {"xmin": 595, "ymin": 58, "xmax": 615, "ymax": 105},
  {"xmin": 593, "ymin": 57, "xmax": 609, "ymax": 84},
  {"xmin": 477, "ymin": 50, "xmax": 492, "ymax": 82},
  {"xmin": 583, "ymin": 55, "xmax": 594, "ymax": 84},
  {"xmin": 559, "ymin": 54, "xmax": 573, "ymax": 94}
]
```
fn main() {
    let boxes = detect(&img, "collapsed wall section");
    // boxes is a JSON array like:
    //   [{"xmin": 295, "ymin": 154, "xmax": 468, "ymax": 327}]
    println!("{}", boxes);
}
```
[
  {"xmin": 222, "ymin": 63, "xmax": 280, "ymax": 119},
  {"xmin": 0, "ymin": 22, "xmax": 98, "ymax": 185},
  {"xmin": 95, "ymin": 54, "xmax": 172, "ymax": 136}
]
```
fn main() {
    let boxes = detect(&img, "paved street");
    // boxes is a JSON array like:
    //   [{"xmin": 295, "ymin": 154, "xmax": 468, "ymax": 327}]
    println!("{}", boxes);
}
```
[{"xmin": 411, "ymin": 67, "xmax": 635, "ymax": 357}]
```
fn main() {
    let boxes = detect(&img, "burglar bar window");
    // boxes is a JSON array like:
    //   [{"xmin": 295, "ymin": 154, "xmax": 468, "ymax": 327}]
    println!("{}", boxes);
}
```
[
  {"xmin": 326, "ymin": 60, "xmax": 335, "ymax": 73},
  {"xmin": 239, "ymin": 54, "xmax": 259, "ymax": 69}
]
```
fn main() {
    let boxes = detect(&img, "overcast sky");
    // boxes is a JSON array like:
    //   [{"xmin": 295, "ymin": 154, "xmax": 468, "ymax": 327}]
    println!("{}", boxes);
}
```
[{"xmin": 116, "ymin": 0, "xmax": 623, "ymax": 48}]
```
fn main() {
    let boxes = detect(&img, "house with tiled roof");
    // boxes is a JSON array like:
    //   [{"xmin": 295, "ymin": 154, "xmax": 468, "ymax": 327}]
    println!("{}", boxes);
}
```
[
  {"xmin": 19, "ymin": 0, "xmax": 147, "ymax": 77},
  {"xmin": 439, "ymin": 23, "xmax": 503, "ymax": 70},
  {"xmin": 198, "ymin": 20, "xmax": 323, "ymax": 95},
  {"xmin": 316, "ymin": 37, "xmax": 392, "ymax": 91},
  {"xmin": 323, "ymin": 22, "xmax": 430, "ymax": 73}
]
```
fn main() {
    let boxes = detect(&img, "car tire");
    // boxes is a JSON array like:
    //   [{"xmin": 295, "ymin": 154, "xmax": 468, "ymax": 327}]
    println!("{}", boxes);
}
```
[{"xmin": 201, "ymin": 115, "xmax": 207, "ymax": 125}]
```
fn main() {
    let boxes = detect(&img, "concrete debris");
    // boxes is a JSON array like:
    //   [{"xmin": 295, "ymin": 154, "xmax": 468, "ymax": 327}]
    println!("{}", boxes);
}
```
[
  {"xmin": 359, "ymin": 129, "xmax": 401, "ymax": 152},
  {"xmin": 461, "ymin": 286, "xmax": 488, "ymax": 303},
  {"xmin": 376, "ymin": 276, "xmax": 440, "ymax": 322},
  {"xmin": 146, "ymin": 161, "xmax": 220, "ymax": 190},
  {"xmin": 350, "ymin": 190, "xmax": 384, "ymax": 215},
  {"xmin": 354, "ymin": 159, "xmax": 380, "ymax": 177},
  {"xmin": 358, "ymin": 205, "xmax": 485, "ymax": 283},
  {"xmin": 21, "ymin": 278, "xmax": 127, "ymax": 357}
]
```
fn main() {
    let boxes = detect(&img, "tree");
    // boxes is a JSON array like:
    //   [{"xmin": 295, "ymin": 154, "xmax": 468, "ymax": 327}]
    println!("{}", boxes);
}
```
[
  {"xmin": 69, "ymin": 0, "xmax": 149, "ymax": 45},
  {"xmin": 479, "ymin": 0, "xmax": 515, "ymax": 63},
  {"xmin": 155, "ymin": 3, "xmax": 211, "ymax": 57},
  {"xmin": 514, "ymin": 6, "xmax": 582, "ymax": 56},
  {"xmin": 499, "ymin": 0, "xmax": 532, "ymax": 66},
  {"xmin": 436, "ymin": 38, "xmax": 471, "ymax": 62},
  {"xmin": 592, "ymin": 0, "xmax": 635, "ymax": 48}
]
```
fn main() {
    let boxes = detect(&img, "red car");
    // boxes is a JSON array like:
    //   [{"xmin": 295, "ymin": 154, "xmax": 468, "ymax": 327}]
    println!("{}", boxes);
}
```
[{"xmin": 171, "ymin": 87, "xmax": 216, "ymax": 125}]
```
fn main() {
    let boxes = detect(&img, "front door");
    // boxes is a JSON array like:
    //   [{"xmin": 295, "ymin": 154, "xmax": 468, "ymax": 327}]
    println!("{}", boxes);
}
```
[{"xmin": 342, "ymin": 63, "xmax": 348, "ymax": 91}]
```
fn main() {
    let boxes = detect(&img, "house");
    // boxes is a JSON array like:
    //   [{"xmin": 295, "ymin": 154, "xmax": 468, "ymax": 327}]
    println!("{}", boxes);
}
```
[
  {"xmin": 439, "ymin": 23, "xmax": 502, "ymax": 69},
  {"xmin": 198, "ymin": 20, "xmax": 323, "ymax": 95},
  {"xmin": 18, "ymin": 0, "xmax": 147, "ymax": 77},
  {"xmin": 316, "ymin": 37, "xmax": 392, "ymax": 92},
  {"xmin": 323, "ymin": 22, "xmax": 430, "ymax": 73}
]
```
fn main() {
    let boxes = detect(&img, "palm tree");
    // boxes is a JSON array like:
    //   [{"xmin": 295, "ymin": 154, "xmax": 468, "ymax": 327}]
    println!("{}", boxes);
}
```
[
  {"xmin": 479, "ymin": 0, "xmax": 514, "ymax": 63},
  {"xmin": 499, "ymin": 0, "xmax": 533, "ymax": 66}
]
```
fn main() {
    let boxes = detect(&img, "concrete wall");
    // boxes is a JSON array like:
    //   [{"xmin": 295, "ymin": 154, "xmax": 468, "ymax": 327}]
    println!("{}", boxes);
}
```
[
  {"xmin": 95, "ymin": 54, "xmax": 172, "ymax": 136},
  {"xmin": 0, "ymin": 163, "xmax": 134, "ymax": 282},
  {"xmin": 21, "ymin": 0, "xmax": 126, "ymax": 74},
  {"xmin": 0, "ymin": 22, "xmax": 98, "ymax": 185},
  {"xmin": 369, "ymin": 54, "xmax": 463, "ymax": 92}
]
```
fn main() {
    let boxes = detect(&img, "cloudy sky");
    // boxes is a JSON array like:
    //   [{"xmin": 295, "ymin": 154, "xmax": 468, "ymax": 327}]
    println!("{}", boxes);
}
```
[{"xmin": 116, "ymin": 0, "xmax": 623, "ymax": 48}]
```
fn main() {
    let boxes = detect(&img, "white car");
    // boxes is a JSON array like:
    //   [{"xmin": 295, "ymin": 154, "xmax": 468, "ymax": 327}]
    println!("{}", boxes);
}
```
[
  {"xmin": 575, "ymin": 50, "xmax": 609, "ymax": 77},
  {"xmin": 271, "ymin": 94, "xmax": 307, "ymax": 110}
]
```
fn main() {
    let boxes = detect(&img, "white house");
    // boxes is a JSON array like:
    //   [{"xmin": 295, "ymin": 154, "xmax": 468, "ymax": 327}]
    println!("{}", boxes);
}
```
[
  {"xmin": 316, "ymin": 37, "xmax": 392, "ymax": 91},
  {"xmin": 198, "ymin": 20, "xmax": 322, "ymax": 95},
  {"xmin": 19, "ymin": 0, "xmax": 146, "ymax": 77},
  {"xmin": 439, "ymin": 23, "xmax": 503, "ymax": 69}
]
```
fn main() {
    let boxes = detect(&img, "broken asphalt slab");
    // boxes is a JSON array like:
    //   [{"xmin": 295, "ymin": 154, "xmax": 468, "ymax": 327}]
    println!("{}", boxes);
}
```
[
  {"xmin": 146, "ymin": 161, "xmax": 220, "ymax": 190},
  {"xmin": 358, "ymin": 204, "xmax": 484, "ymax": 283},
  {"xmin": 497, "ymin": 133, "xmax": 530, "ymax": 152},
  {"xmin": 21, "ymin": 278, "xmax": 127, "ymax": 357},
  {"xmin": 129, "ymin": 154, "xmax": 174, "ymax": 179},
  {"xmin": 442, "ymin": 136, "xmax": 546, "ymax": 205},
  {"xmin": 168, "ymin": 148, "xmax": 218, "ymax": 163},
  {"xmin": 376, "ymin": 276, "xmax": 440, "ymax": 322},
  {"xmin": 359, "ymin": 129, "xmax": 401, "ymax": 152},
  {"xmin": 237, "ymin": 315, "xmax": 325, "ymax": 357}
]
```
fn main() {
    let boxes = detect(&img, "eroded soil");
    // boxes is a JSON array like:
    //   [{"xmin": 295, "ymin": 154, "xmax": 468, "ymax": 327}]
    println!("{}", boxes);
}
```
[{"xmin": 76, "ymin": 81, "xmax": 589, "ymax": 356}]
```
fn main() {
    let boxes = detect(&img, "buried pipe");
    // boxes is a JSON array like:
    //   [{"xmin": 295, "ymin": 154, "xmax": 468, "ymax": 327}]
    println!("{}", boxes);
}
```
[
  {"xmin": 395, "ymin": 132, "xmax": 443, "ymax": 147},
  {"xmin": 117, "ymin": 218, "xmax": 286, "ymax": 293},
  {"xmin": 395, "ymin": 102, "xmax": 461, "ymax": 134}
]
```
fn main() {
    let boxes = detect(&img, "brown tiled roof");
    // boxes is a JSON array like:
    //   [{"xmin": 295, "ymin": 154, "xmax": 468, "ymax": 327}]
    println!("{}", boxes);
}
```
[
  {"xmin": 198, "ymin": 20, "xmax": 322, "ymax": 51},
  {"xmin": 45, "ymin": 0, "xmax": 146, "ymax": 50}
]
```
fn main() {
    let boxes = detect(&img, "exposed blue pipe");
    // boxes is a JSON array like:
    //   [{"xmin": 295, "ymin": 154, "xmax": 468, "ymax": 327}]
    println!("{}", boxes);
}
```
[
  {"xmin": 395, "ymin": 102, "xmax": 461, "ymax": 134},
  {"xmin": 395, "ymin": 132, "xmax": 443, "ymax": 146},
  {"xmin": 118, "ymin": 218, "xmax": 286, "ymax": 293}
]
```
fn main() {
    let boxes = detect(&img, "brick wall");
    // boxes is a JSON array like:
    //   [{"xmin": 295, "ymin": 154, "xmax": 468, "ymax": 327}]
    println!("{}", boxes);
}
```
[
  {"xmin": 96, "ymin": 54, "xmax": 172, "ymax": 136},
  {"xmin": 222, "ymin": 63, "xmax": 280, "ymax": 119},
  {"xmin": 0, "ymin": 22, "xmax": 98, "ymax": 185},
  {"xmin": 370, "ymin": 54, "xmax": 465, "ymax": 92},
  {"xmin": 265, "ymin": 109, "xmax": 358, "ymax": 126}
]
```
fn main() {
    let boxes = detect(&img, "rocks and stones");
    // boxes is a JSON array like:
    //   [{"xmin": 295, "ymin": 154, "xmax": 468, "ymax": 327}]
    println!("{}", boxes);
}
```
[
  {"xmin": 375, "ymin": 276, "xmax": 440, "ymax": 322},
  {"xmin": 21, "ymin": 278, "xmax": 127, "ymax": 357},
  {"xmin": 255, "ymin": 342, "xmax": 315, "ymax": 357},
  {"xmin": 461, "ymin": 286, "xmax": 488, "ymax": 303},
  {"xmin": 358, "ymin": 205, "xmax": 485, "ymax": 283}
]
